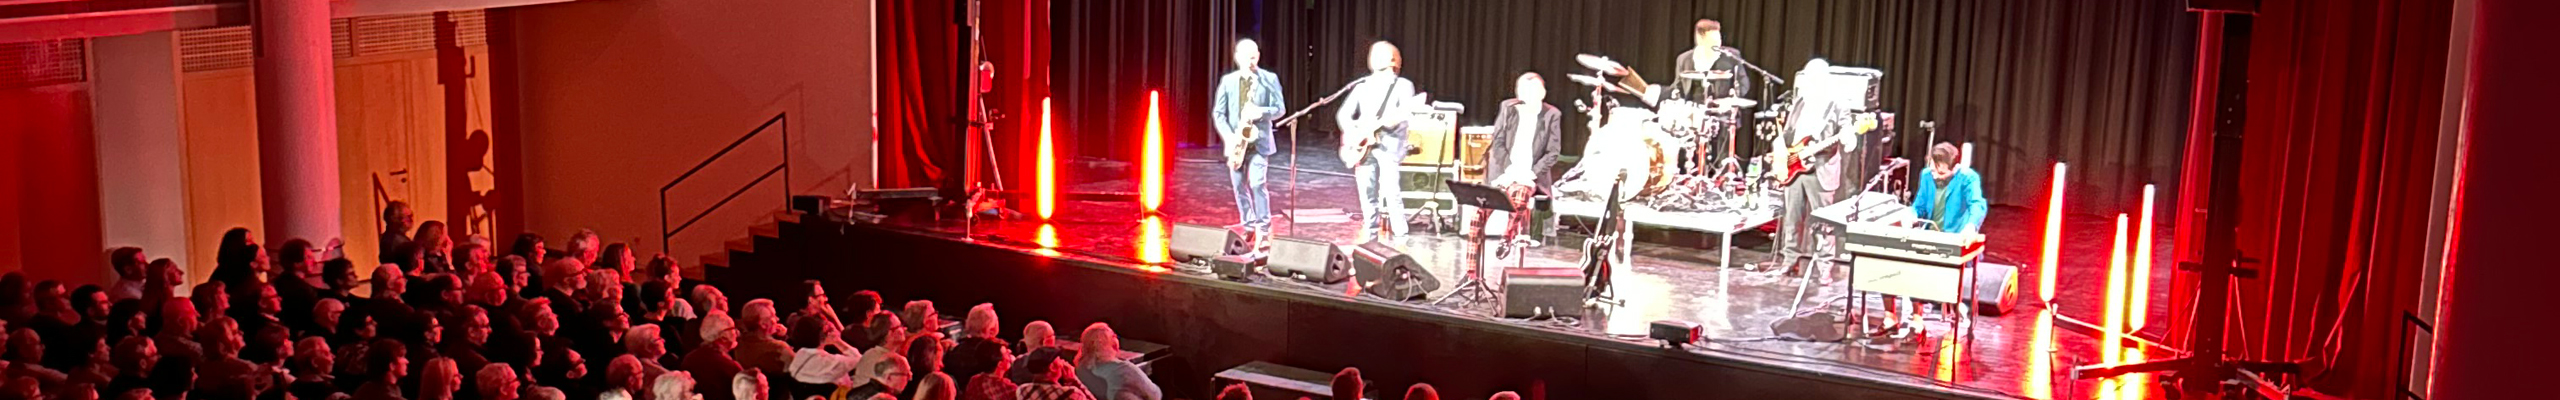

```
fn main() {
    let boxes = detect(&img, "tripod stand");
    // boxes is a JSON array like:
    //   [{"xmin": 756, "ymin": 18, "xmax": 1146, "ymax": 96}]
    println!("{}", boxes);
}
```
[{"xmin": 1434, "ymin": 180, "xmax": 1524, "ymax": 307}]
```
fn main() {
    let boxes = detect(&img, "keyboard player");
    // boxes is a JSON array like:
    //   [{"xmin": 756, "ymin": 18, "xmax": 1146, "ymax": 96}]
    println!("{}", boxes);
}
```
[{"xmin": 1879, "ymin": 142, "xmax": 1987, "ymax": 337}]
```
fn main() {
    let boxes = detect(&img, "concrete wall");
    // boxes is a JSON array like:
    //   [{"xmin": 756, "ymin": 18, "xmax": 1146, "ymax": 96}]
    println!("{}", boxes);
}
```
[{"xmin": 506, "ymin": 0, "xmax": 873, "ymax": 260}]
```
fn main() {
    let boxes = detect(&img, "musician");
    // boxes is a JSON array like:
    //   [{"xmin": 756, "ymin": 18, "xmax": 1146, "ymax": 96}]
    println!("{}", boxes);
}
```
[
  {"xmin": 1336, "ymin": 41, "xmax": 1420, "ymax": 243},
  {"xmin": 1211, "ymin": 39, "xmax": 1286, "ymax": 240},
  {"xmin": 1469, "ymin": 72, "xmax": 1564, "ymax": 260},
  {"xmin": 1670, "ymin": 19, "xmax": 1750, "ymax": 103},
  {"xmin": 1877, "ymin": 142, "xmax": 1987, "ymax": 336}
]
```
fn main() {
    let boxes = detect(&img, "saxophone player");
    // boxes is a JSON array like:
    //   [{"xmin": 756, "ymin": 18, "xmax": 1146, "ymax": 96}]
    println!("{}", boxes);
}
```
[{"xmin": 1212, "ymin": 39, "xmax": 1286, "ymax": 241}]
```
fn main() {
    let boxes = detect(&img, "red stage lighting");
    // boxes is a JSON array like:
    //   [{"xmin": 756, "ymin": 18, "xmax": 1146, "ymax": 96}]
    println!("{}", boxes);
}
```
[
  {"xmin": 2103, "ymin": 214, "xmax": 2129, "ymax": 364},
  {"xmin": 1138, "ymin": 215, "xmax": 1168, "ymax": 264},
  {"xmin": 2041, "ymin": 162, "xmax": 2067, "ymax": 304},
  {"xmin": 1038, "ymin": 98, "xmax": 1057, "ymax": 220},
  {"xmin": 2132, "ymin": 184, "xmax": 2155, "ymax": 331},
  {"xmin": 1140, "ymin": 91, "xmax": 1165, "ymax": 212}
]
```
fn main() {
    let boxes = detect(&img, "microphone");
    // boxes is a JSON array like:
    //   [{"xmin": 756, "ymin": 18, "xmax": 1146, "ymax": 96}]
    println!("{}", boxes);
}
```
[{"xmin": 1716, "ymin": 46, "xmax": 1741, "ymax": 57}]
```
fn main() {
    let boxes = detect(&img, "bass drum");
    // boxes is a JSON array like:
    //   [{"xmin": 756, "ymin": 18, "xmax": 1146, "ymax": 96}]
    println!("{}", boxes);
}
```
[{"xmin": 1579, "ymin": 109, "xmax": 1675, "ymax": 200}]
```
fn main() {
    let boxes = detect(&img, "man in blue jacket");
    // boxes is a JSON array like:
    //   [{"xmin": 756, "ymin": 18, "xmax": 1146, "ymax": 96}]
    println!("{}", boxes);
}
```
[
  {"xmin": 1882, "ymin": 142, "xmax": 1986, "ymax": 337},
  {"xmin": 1212, "ymin": 38, "xmax": 1286, "ymax": 244}
]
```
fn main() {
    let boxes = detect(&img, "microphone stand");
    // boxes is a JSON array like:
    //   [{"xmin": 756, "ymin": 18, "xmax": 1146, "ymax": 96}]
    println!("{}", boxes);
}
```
[
  {"xmin": 1718, "ymin": 48, "xmax": 1786, "ymax": 89},
  {"xmin": 1275, "ymin": 78, "xmax": 1367, "ymax": 236}
]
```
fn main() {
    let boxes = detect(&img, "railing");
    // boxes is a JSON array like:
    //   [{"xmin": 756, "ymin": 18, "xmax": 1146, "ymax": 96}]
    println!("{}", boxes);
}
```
[{"xmin": 660, "ymin": 113, "xmax": 790, "ymax": 254}]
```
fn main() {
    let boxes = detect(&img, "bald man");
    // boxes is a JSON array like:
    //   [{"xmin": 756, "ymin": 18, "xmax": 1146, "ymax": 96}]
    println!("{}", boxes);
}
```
[{"xmin": 1212, "ymin": 38, "xmax": 1287, "ymax": 242}]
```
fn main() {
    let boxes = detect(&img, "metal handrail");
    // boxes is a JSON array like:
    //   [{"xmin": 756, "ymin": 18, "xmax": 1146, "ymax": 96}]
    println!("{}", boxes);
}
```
[{"xmin": 660, "ymin": 113, "xmax": 790, "ymax": 253}]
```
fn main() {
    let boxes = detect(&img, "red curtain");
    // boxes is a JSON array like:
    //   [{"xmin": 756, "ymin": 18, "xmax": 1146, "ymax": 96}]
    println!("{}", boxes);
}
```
[
  {"xmin": 2171, "ymin": 0, "xmax": 2454, "ymax": 397},
  {"xmin": 876, "ymin": 0, "xmax": 959, "ymax": 189}
]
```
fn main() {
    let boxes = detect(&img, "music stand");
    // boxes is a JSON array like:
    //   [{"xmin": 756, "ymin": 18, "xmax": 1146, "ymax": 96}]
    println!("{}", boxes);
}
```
[{"xmin": 1433, "ymin": 180, "xmax": 1516, "ymax": 306}]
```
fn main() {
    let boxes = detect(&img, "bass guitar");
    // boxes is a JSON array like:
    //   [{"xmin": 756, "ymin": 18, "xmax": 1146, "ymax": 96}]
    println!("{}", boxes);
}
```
[{"xmin": 1766, "ymin": 113, "xmax": 1876, "ymax": 184}]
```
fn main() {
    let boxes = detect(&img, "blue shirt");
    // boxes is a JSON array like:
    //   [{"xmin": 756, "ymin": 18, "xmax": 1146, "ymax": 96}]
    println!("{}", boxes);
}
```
[{"xmin": 1913, "ymin": 166, "xmax": 1987, "ymax": 234}]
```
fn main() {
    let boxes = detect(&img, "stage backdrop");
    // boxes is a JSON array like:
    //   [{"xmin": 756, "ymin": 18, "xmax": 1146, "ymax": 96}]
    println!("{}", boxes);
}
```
[{"xmin": 1062, "ymin": 0, "xmax": 2195, "ymax": 212}]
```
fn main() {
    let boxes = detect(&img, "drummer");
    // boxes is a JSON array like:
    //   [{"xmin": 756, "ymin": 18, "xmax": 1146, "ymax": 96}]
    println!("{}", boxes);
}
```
[{"xmin": 1671, "ymin": 19, "xmax": 1752, "ymax": 103}]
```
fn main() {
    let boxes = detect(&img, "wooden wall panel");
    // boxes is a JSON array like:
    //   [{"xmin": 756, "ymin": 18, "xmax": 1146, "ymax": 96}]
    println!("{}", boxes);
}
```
[{"xmin": 177, "ymin": 69, "xmax": 263, "ymax": 282}]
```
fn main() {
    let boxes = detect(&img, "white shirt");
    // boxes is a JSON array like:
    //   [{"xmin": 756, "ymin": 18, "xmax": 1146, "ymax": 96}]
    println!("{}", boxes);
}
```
[{"xmin": 1497, "ymin": 102, "xmax": 1540, "ymax": 185}]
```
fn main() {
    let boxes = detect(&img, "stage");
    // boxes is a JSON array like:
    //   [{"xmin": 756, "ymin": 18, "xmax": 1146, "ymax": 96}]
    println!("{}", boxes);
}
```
[{"xmin": 808, "ymin": 141, "xmax": 2175, "ymax": 400}]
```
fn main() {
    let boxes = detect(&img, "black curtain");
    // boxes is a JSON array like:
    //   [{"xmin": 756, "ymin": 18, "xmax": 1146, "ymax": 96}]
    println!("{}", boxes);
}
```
[{"xmin": 1104, "ymin": 0, "xmax": 2197, "ymax": 210}]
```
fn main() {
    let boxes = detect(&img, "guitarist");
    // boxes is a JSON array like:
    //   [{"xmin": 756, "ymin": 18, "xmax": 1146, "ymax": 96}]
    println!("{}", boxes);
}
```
[
  {"xmin": 1772, "ymin": 102, "xmax": 1855, "ymax": 276},
  {"xmin": 1212, "ymin": 38, "xmax": 1286, "ymax": 241},
  {"xmin": 1334, "ymin": 41, "xmax": 1420, "ymax": 244}
]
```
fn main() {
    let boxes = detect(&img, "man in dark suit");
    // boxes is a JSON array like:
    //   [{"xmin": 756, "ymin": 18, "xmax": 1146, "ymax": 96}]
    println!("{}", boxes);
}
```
[
  {"xmin": 1471, "ymin": 72, "xmax": 1564, "ymax": 264},
  {"xmin": 1671, "ymin": 19, "xmax": 1751, "ymax": 103}
]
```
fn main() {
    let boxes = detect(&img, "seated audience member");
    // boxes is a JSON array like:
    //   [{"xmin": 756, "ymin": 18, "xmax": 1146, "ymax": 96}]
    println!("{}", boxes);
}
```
[
  {"xmin": 443, "ymin": 306, "xmax": 494, "ymax": 387},
  {"xmin": 1400, "ymin": 384, "xmax": 1436, "ymax": 400},
  {"xmin": 849, "ymin": 312, "xmax": 906, "ymax": 385},
  {"xmin": 322, "ymin": 258, "xmax": 362, "ymax": 302},
  {"xmin": 289, "ymin": 338, "xmax": 340, "ymax": 400},
  {"xmin": 1009, "ymin": 349, "xmax": 1090, "ymax": 400},
  {"xmin": 1331, "ymin": 368, "xmax": 1364, "ymax": 400},
  {"xmin": 476, "ymin": 363, "xmax": 520, "ymax": 400},
  {"xmin": 208, "ymin": 228, "xmax": 264, "ymax": 288},
  {"xmin": 650, "ymin": 371, "xmax": 695, "ymax": 400},
  {"xmin": 1072, "ymin": 324, "xmax": 1158, "ymax": 400},
  {"xmin": 145, "ymin": 355, "xmax": 193, "ymax": 400},
  {"xmin": 525, "ymin": 387, "xmax": 565, "ymax": 400},
  {"xmin": 784, "ymin": 313, "xmax": 862, "ymax": 396},
  {"xmin": 626, "ymin": 324, "xmax": 672, "ymax": 390},
  {"xmin": 1005, "ymin": 321, "xmax": 1065, "ymax": 385},
  {"xmin": 731, "ymin": 370, "xmax": 770, "ymax": 400},
  {"xmin": 730, "ymin": 300, "xmax": 794, "ymax": 375},
  {"xmin": 684, "ymin": 311, "xmax": 743, "ymax": 400},
  {"xmin": 841, "ymin": 355, "xmax": 910, "ymax": 400},
  {"xmin": 194, "ymin": 317, "xmax": 270, "ymax": 396},
  {"xmin": 943, "ymin": 304, "xmax": 1004, "ymax": 385},
  {"xmin": 906, "ymin": 338, "xmax": 958, "ymax": 400},
  {"xmin": 273, "ymin": 239, "xmax": 327, "ymax": 328},
  {"xmin": 140, "ymin": 259, "xmax": 183, "ymax": 314},
  {"xmin": 103, "ymin": 336, "xmax": 154, "ymax": 396},
  {"xmin": 190, "ymin": 283, "xmax": 229, "ymax": 327},
  {"xmin": 7, "ymin": 329, "xmax": 68, "ymax": 385},
  {"xmin": 106, "ymin": 248, "xmax": 147, "ymax": 303},
  {"xmin": 382, "ymin": 202, "xmax": 417, "ymax": 265},
  {"xmin": 603, "ymin": 355, "xmax": 645, "ymax": 400},
  {"xmin": 354, "ymin": 339, "xmax": 411, "ymax": 400},
  {"xmin": 149, "ymin": 300, "xmax": 201, "ymax": 366},
  {"xmin": 898, "ymin": 301, "xmax": 940, "ymax": 340},
  {"xmin": 683, "ymin": 286, "xmax": 731, "ymax": 351},
  {"xmin": 1216, "ymin": 384, "xmax": 1251, "ymax": 400},
  {"xmin": 955, "ymin": 340, "xmax": 1015, "ymax": 400},
  {"xmin": 1487, "ymin": 391, "xmax": 1521, "ymax": 400},
  {"xmin": 415, "ymin": 221, "xmax": 455, "ymax": 275},
  {"xmin": 308, "ymin": 298, "xmax": 348, "ymax": 340},
  {"xmin": 420, "ymin": 357, "xmax": 463, "ymax": 400},
  {"xmin": 532, "ymin": 346, "xmax": 588, "ymax": 400}
]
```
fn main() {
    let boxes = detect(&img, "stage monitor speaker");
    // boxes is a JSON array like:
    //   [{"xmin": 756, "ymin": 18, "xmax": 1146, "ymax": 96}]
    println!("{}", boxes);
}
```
[
  {"xmin": 1501, "ymin": 268, "xmax": 1584, "ymax": 318},
  {"xmin": 1974, "ymin": 261, "xmax": 2022, "ymax": 316},
  {"xmin": 1266, "ymin": 237, "xmax": 1350, "ymax": 283},
  {"xmin": 1351, "ymin": 241, "xmax": 1436, "ymax": 300},
  {"xmin": 1649, "ymin": 320, "xmax": 1703, "ymax": 347},
  {"xmin": 1211, "ymin": 254, "xmax": 1260, "ymax": 281},
  {"xmin": 1169, "ymin": 223, "xmax": 1250, "ymax": 264}
]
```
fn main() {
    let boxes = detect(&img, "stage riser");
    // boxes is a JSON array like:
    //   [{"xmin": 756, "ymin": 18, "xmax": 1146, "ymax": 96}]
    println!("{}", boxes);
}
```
[{"xmin": 718, "ymin": 221, "xmax": 1993, "ymax": 400}]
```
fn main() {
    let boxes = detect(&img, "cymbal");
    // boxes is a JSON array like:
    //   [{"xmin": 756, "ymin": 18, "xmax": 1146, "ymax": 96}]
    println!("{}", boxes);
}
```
[
  {"xmin": 1566, "ymin": 74, "xmax": 1612, "ymax": 87},
  {"xmin": 1712, "ymin": 98, "xmax": 1760, "ymax": 108},
  {"xmin": 1577, "ymin": 54, "xmax": 1627, "ymax": 73}
]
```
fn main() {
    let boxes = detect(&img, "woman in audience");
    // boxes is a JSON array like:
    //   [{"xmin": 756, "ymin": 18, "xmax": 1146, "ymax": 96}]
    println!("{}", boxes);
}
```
[
  {"xmin": 415, "ymin": 221, "xmax": 455, "ymax": 275},
  {"xmin": 649, "ymin": 371, "xmax": 695, "ymax": 400},
  {"xmin": 783, "ymin": 313, "xmax": 860, "ymax": 397},
  {"xmin": 138, "ymin": 259, "xmax": 182, "ymax": 319},
  {"xmin": 955, "ymin": 338, "xmax": 1013, "ymax": 400},
  {"xmin": 625, "ymin": 324, "xmax": 672, "ymax": 387},
  {"xmin": 906, "ymin": 336, "xmax": 957, "ymax": 400},
  {"xmin": 322, "ymin": 258, "xmax": 362, "ymax": 302},
  {"xmin": 419, "ymin": 357, "xmax": 462, "ymax": 400},
  {"xmin": 209, "ymin": 228, "xmax": 263, "ymax": 287},
  {"xmin": 191, "ymin": 283, "xmax": 229, "ymax": 326}
]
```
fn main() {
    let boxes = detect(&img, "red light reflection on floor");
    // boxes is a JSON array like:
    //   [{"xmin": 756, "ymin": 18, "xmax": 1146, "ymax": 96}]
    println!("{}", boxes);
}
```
[
  {"xmin": 2023, "ymin": 309, "xmax": 2053, "ymax": 399},
  {"xmin": 1034, "ymin": 224, "xmax": 1062, "ymax": 257},
  {"xmin": 1137, "ymin": 215, "xmax": 1169, "ymax": 265}
]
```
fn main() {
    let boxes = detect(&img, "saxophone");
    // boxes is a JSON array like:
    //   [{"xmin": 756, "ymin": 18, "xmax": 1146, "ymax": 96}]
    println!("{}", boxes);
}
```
[{"xmin": 1228, "ymin": 74, "xmax": 1258, "ymax": 170}]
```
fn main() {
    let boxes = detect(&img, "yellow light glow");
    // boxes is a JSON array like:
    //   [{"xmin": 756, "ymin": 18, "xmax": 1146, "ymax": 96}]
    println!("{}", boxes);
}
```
[
  {"xmin": 1138, "ymin": 215, "xmax": 1167, "ymax": 264},
  {"xmin": 1038, "ymin": 98, "xmax": 1056, "ymax": 220},
  {"xmin": 2132, "ymin": 184, "xmax": 2155, "ymax": 331},
  {"xmin": 2041, "ymin": 162, "xmax": 2067, "ymax": 304},
  {"xmin": 1140, "ymin": 91, "xmax": 1165, "ymax": 212},
  {"xmin": 2103, "ymin": 214, "xmax": 2129, "ymax": 364}
]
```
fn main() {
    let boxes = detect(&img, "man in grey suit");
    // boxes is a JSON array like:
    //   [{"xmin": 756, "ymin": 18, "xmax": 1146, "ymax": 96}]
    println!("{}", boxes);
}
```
[
  {"xmin": 1335, "ymin": 41, "xmax": 1419, "ymax": 244},
  {"xmin": 1212, "ymin": 39, "xmax": 1286, "ymax": 241}
]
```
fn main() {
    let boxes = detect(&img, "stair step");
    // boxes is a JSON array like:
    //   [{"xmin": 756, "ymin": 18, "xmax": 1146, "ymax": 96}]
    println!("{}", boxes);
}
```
[
  {"xmin": 750, "ymin": 221, "xmax": 781, "ymax": 238},
  {"xmin": 700, "ymin": 252, "xmax": 730, "ymax": 269},
  {"xmin": 773, "ymin": 210, "xmax": 802, "ymax": 224},
  {"xmin": 725, "ymin": 237, "xmax": 755, "ymax": 252}
]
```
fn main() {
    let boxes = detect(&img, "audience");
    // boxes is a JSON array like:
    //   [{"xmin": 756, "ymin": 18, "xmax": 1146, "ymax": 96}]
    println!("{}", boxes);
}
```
[{"xmin": 24, "ymin": 208, "xmax": 1578, "ymax": 400}]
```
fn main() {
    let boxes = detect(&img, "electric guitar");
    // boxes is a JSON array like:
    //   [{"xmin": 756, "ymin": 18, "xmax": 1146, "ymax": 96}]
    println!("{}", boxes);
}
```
[
  {"xmin": 1339, "ymin": 92, "xmax": 1431, "ymax": 168},
  {"xmin": 1766, "ymin": 113, "xmax": 1877, "ymax": 184}
]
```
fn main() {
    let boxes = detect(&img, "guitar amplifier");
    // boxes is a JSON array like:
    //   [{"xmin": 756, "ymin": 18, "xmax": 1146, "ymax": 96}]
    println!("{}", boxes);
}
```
[{"xmin": 1502, "ymin": 268, "xmax": 1585, "ymax": 318}]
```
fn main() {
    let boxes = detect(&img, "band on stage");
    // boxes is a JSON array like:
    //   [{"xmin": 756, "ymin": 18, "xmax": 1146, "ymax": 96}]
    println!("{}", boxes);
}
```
[{"xmin": 1207, "ymin": 19, "xmax": 1987, "ymax": 340}]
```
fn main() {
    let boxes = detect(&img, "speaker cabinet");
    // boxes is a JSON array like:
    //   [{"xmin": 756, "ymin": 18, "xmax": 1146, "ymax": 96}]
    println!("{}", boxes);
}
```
[
  {"xmin": 1973, "ymin": 261, "xmax": 2021, "ymax": 316},
  {"xmin": 1170, "ymin": 223, "xmax": 1250, "ymax": 264},
  {"xmin": 1502, "ymin": 268, "xmax": 1584, "ymax": 318},
  {"xmin": 1266, "ymin": 236, "xmax": 1350, "ymax": 283},
  {"xmin": 1351, "ymin": 241, "xmax": 1436, "ymax": 300}
]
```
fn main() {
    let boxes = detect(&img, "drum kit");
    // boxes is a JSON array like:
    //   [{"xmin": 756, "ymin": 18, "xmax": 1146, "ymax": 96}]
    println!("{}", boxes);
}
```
[{"xmin": 1562, "ymin": 54, "xmax": 1778, "ymax": 213}]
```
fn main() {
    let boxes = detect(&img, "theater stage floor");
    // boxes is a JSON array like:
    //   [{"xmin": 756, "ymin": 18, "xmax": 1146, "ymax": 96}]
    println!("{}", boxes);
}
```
[{"xmin": 884, "ymin": 144, "xmax": 2173, "ymax": 400}]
